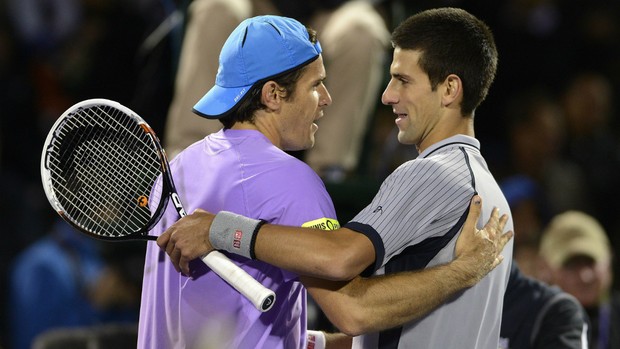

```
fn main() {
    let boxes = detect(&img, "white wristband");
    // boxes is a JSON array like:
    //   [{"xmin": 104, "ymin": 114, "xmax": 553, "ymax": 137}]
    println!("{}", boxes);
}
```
[{"xmin": 307, "ymin": 330, "xmax": 326, "ymax": 349}]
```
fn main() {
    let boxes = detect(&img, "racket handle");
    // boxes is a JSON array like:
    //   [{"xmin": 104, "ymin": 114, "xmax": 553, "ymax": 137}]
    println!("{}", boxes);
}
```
[{"xmin": 201, "ymin": 251, "xmax": 276, "ymax": 312}]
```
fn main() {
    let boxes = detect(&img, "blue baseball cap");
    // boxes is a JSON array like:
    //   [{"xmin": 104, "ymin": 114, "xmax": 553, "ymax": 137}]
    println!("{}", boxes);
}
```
[{"xmin": 193, "ymin": 15, "xmax": 322, "ymax": 119}]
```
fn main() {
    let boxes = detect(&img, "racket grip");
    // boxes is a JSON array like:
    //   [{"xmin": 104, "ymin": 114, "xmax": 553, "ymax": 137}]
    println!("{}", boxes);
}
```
[{"xmin": 201, "ymin": 250, "xmax": 276, "ymax": 312}]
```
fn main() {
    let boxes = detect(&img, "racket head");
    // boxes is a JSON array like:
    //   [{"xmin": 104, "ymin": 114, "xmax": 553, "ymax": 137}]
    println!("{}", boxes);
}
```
[{"xmin": 41, "ymin": 98, "xmax": 171, "ymax": 241}]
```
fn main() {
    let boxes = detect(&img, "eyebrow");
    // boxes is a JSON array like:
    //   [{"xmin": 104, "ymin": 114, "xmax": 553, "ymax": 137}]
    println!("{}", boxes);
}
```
[
  {"xmin": 313, "ymin": 75, "xmax": 326, "ymax": 85},
  {"xmin": 391, "ymin": 73, "xmax": 410, "ymax": 80}
]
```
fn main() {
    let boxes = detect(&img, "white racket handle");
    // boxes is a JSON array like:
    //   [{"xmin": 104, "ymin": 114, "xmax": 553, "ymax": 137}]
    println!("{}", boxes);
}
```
[{"xmin": 201, "ymin": 250, "xmax": 276, "ymax": 312}]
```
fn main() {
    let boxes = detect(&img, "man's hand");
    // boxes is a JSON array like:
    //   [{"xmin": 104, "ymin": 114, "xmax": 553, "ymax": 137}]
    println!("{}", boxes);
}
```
[
  {"xmin": 157, "ymin": 209, "xmax": 216, "ymax": 275},
  {"xmin": 455, "ymin": 195, "xmax": 513, "ymax": 286}
]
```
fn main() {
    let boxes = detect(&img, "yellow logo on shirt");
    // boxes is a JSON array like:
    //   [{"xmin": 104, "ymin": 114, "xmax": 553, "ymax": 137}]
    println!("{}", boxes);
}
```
[{"xmin": 302, "ymin": 218, "xmax": 340, "ymax": 231}]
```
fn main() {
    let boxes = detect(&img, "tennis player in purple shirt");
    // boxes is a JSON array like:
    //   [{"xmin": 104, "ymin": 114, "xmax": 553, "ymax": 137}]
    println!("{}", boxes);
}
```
[
  {"xmin": 139, "ymin": 15, "xmax": 338, "ymax": 348},
  {"xmin": 143, "ymin": 15, "xmax": 511, "ymax": 349},
  {"xmin": 139, "ymin": 127, "xmax": 338, "ymax": 348}
]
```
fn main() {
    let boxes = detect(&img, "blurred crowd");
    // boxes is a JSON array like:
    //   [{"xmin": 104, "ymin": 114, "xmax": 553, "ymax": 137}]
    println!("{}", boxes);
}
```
[{"xmin": 1, "ymin": 0, "xmax": 620, "ymax": 348}]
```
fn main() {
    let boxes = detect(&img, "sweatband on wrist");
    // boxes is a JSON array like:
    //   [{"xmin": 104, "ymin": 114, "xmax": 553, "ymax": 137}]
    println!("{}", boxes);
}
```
[
  {"xmin": 209, "ymin": 211, "xmax": 266, "ymax": 259},
  {"xmin": 306, "ymin": 330, "xmax": 326, "ymax": 349}
]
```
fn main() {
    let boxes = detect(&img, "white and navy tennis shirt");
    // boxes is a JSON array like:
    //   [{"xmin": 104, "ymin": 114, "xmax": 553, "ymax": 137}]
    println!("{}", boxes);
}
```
[{"xmin": 345, "ymin": 134, "xmax": 514, "ymax": 349}]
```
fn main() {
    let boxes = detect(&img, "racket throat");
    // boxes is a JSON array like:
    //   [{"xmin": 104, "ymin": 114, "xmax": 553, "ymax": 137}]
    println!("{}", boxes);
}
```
[{"xmin": 171, "ymin": 193, "xmax": 187, "ymax": 217}]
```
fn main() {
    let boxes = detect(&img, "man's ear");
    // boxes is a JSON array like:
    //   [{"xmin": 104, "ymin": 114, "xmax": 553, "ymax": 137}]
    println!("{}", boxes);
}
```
[
  {"xmin": 442, "ymin": 74, "xmax": 462, "ymax": 107},
  {"xmin": 261, "ymin": 81, "xmax": 282, "ymax": 111}
]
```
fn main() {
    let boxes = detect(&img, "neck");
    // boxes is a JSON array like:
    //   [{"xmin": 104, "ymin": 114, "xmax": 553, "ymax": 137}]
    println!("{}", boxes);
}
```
[
  {"xmin": 232, "ymin": 111, "xmax": 283, "ymax": 149},
  {"xmin": 418, "ymin": 113, "xmax": 475, "ymax": 153}
]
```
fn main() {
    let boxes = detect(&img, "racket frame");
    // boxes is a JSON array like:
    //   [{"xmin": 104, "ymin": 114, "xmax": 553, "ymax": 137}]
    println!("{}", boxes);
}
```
[
  {"xmin": 41, "ymin": 99, "xmax": 174, "ymax": 241},
  {"xmin": 41, "ymin": 98, "xmax": 276, "ymax": 312}
]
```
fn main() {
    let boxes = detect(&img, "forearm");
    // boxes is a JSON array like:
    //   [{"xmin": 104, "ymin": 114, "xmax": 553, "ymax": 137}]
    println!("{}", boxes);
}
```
[
  {"xmin": 305, "ymin": 257, "xmax": 479, "ymax": 336},
  {"xmin": 254, "ymin": 224, "xmax": 375, "ymax": 280}
]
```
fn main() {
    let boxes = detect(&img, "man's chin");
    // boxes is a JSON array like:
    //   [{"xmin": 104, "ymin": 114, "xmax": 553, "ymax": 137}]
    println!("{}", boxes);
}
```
[
  {"xmin": 287, "ymin": 139, "xmax": 314, "ymax": 152},
  {"xmin": 397, "ymin": 133, "xmax": 415, "ymax": 145}
]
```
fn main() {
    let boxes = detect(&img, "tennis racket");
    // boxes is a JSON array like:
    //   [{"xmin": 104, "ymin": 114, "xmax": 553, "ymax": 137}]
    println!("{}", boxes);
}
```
[{"xmin": 40, "ymin": 98, "xmax": 276, "ymax": 312}]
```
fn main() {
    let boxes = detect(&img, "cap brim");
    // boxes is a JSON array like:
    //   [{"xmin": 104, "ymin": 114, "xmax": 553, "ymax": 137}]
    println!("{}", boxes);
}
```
[
  {"xmin": 566, "ymin": 242, "xmax": 605, "ymax": 261},
  {"xmin": 192, "ymin": 83, "xmax": 252, "ymax": 119},
  {"xmin": 551, "ymin": 238, "xmax": 608, "ymax": 267}
]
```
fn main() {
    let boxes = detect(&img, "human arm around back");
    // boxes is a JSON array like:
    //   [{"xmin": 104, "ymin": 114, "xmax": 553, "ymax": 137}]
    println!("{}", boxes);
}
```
[
  {"xmin": 300, "ymin": 196, "xmax": 512, "ymax": 336},
  {"xmin": 158, "ymin": 195, "xmax": 512, "ymax": 335},
  {"xmin": 159, "ymin": 195, "xmax": 510, "ymax": 282}
]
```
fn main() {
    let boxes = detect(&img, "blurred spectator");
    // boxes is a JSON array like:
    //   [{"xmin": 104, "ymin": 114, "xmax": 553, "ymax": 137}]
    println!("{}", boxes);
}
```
[
  {"xmin": 6, "ymin": 0, "xmax": 146, "ymax": 118},
  {"xmin": 6, "ymin": 0, "xmax": 82, "ymax": 64},
  {"xmin": 560, "ymin": 72, "xmax": 620, "ymax": 233},
  {"xmin": 9, "ymin": 219, "xmax": 143, "ymax": 349},
  {"xmin": 1, "ymin": 2, "xmax": 164, "ymax": 345},
  {"xmin": 162, "ymin": 0, "xmax": 390, "ymax": 182},
  {"xmin": 502, "ymin": 87, "xmax": 588, "ymax": 213},
  {"xmin": 498, "ymin": 88, "xmax": 587, "ymax": 276},
  {"xmin": 539, "ymin": 211, "xmax": 620, "ymax": 349},
  {"xmin": 560, "ymin": 72, "xmax": 620, "ymax": 286},
  {"xmin": 501, "ymin": 262, "xmax": 589, "ymax": 349},
  {"xmin": 500, "ymin": 176, "xmax": 548, "ymax": 278},
  {"xmin": 560, "ymin": 2, "xmax": 620, "ymax": 91},
  {"xmin": 0, "ymin": 4, "xmax": 53, "ymax": 346},
  {"xmin": 129, "ymin": 0, "xmax": 182, "ymax": 137}
]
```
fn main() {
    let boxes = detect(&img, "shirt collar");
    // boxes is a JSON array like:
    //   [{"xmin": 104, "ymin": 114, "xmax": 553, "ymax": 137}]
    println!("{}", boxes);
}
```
[{"xmin": 418, "ymin": 134, "xmax": 480, "ymax": 159}]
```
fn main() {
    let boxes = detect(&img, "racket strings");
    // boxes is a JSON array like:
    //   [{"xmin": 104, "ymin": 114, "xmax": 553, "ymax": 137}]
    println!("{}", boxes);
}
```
[
  {"xmin": 47, "ymin": 104, "xmax": 163, "ymax": 237},
  {"xmin": 76, "ymin": 105, "xmax": 160, "ymax": 234},
  {"xmin": 74, "ymin": 106, "xmax": 157, "ymax": 206},
  {"xmin": 54, "ymin": 110, "xmax": 157, "ymax": 235},
  {"xmin": 48, "ymin": 122, "xmax": 150, "ymax": 235},
  {"xmin": 70, "ymin": 132, "xmax": 151, "ymax": 231}
]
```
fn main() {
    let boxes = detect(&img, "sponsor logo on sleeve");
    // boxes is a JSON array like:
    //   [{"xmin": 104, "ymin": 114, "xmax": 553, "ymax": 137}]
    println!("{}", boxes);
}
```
[{"xmin": 302, "ymin": 218, "xmax": 340, "ymax": 231}]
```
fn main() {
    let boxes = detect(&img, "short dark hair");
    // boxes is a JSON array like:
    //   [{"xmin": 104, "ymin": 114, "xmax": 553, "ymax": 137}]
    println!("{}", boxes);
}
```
[
  {"xmin": 392, "ymin": 8, "xmax": 498, "ymax": 116},
  {"xmin": 219, "ymin": 27, "xmax": 319, "ymax": 129}
]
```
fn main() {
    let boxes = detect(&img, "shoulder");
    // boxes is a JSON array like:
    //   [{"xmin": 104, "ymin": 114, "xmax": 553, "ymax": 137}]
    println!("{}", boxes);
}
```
[
  {"xmin": 540, "ymin": 292, "xmax": 585, "ymax": 323},
  {"xmin": 10, "ymin": 239, "xmax": 75, "ymax": 291},
  {"xmin": 533, "ymin": 291, "xmax": 587, "ymax": 345},
  {"xmin": 260, "ymin": 157, "xmax": 328, "ymax": 201},
  {"xmin": 393, "ymin": 147, "xmax": 473, "ymax": 183},
  {"xmin": 252, "ymin": 151, "xmax": 322, "ymax": 185},
  {"xmin": 244, "ymin": 155, "xmax": 336, "ymax": 222},
  {"xmin": 12, "ymin": 239, "xmax": 64, "ymax": 270},
  {"xmin": 379, "ymin": 148, "xmax": 475, "ymax": 204}
]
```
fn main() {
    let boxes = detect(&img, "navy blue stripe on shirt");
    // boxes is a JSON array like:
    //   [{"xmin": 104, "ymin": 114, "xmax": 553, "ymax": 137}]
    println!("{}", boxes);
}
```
[
  {"xmin": 377, "ymin": 202, "xmax": 473, "ymax": 348},
  {"xmin": 343, "ymin": 221, "xmax": 385, "ymax": 277}
]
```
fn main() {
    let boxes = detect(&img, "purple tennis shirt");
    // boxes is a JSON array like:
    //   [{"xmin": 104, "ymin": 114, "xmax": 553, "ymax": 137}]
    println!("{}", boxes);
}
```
[{"xmin": 138, "ymin": 129, "xmax": 338, "ymax": 349}]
